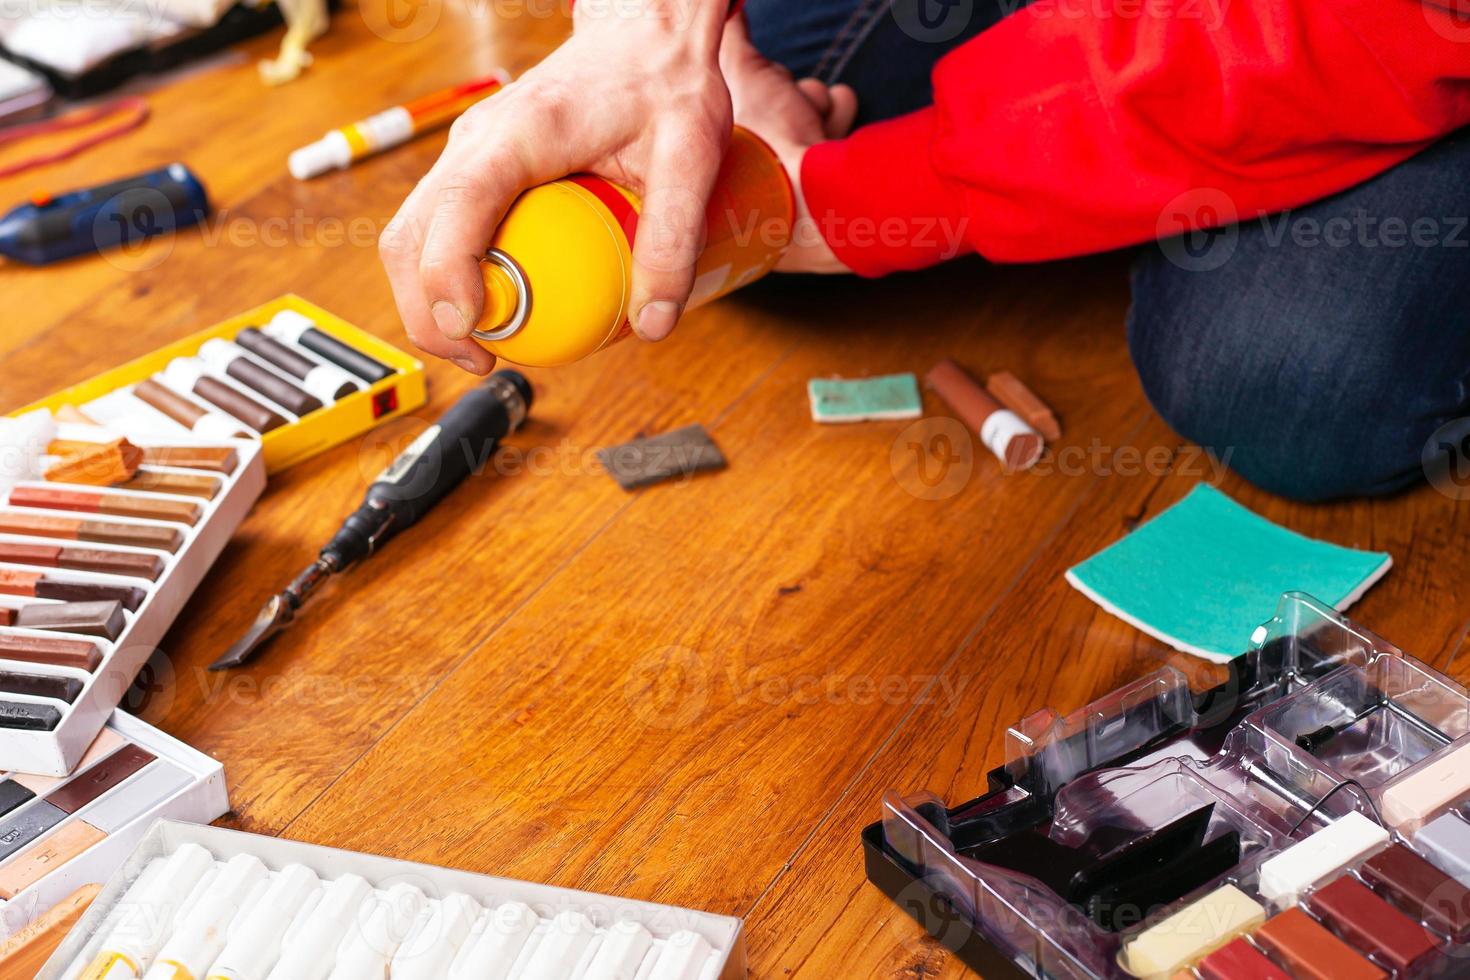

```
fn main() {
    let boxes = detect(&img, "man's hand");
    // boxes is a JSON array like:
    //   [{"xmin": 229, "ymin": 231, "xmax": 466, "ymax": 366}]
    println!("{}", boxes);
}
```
[
  {"xmin": 719, "ymin": 16, "xmax": 856, "ymax": 274},
  {"xmin": 380, "ymin": 0, "xmax": 733, "ymax": 374}
]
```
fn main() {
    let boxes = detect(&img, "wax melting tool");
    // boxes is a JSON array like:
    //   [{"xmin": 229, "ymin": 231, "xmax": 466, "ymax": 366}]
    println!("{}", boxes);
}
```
[
  {"xmin": 210, "ymin": 371, "xmax": 532, "ymax": 670},
  {"xmin": 0, "ymin": 163, "xmax": 209, "ymax": 265}
]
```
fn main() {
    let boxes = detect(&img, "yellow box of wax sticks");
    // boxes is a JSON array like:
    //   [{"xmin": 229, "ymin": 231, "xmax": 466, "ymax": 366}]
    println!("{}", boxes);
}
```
[{"xmin": 9, "ymin": 294, "xmax": 427, "ymax": 473}]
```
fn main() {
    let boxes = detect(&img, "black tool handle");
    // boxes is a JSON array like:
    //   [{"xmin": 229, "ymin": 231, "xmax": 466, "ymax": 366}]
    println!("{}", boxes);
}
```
[{"xmin": 319, "ymin": 370, "xmax": 532, "ymax": 568}]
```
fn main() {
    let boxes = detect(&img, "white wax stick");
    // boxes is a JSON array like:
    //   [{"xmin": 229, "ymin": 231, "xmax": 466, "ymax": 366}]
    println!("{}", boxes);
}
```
[
  {"xmin": 517, "ymin": 910, "xmax": 598, "ymax": 980},
  {"xmin": 1257, "ymin": 811, "xmax": 1389, "ymax": 905},
  {"xmin": 390, "ymin": 892, "xmax": 481, "ymax": 980},
  {"xmin": 204, "ymin": 864, "xmax": 321, "ymax": 980},
  {"xmin": 325, "ymin": 882, "xmax": 426, "ymax": 980},
  {"xmin": 449, "ymin": 901, "xmax": 539, "ymax": 980},
  {"xmin": 262, "ymin": 310, "xmax": 316, "ymax": 344},
  {"xmin": 71, "ymin": 844, "xmax": 215, "ymax": 980},
  {"xmin": 143, "ymin": 854, "xmax": 268, "ymax": 980},
  {"xmin": 582, "ymin": 920, "xmax": 654, "ymax": 980},
  {"xmin": 264, "ymin": 873, "xmax": 373, "ymax": 980},
  {"xmin": 645, "ymin": 931, "xmax": 714, "ymax": 980}
]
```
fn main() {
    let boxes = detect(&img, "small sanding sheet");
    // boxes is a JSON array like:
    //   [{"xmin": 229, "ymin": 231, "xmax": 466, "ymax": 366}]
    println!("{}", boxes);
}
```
[
  {"xmin": 808, "ymin": 373, "xmax": 923, "ymax": 423},
  {"xmin": 597, "ymin": 424, "xmax": 727, "ymax": 490},
  {"xmin": 1066, "ymin": 484, "xmax": 1392, "ymax": 661}
]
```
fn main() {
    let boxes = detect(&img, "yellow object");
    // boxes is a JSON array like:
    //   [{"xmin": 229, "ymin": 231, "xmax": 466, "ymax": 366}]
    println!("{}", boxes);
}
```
[
  {"xmin": 9, "ymin": 295, "xmax": 426, "ymax": 474},
  {"xmin": 259, "ymin": 0, "xmax": 329, "ymax": 85},
  {"xmin": 1120, "ymin": 884, "xmax": 1265, "ymax": 979},
  {"xmin": 78, "ymin": 950, "xmax": 140, "ymax": 980},
  {"xmin": 473, "ymin": 127, "xmax": 794, "ymax": 367}
]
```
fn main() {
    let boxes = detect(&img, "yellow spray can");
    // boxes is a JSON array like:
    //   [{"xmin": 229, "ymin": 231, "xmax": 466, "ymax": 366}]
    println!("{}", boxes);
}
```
[{"xmin": 471, "ymin": 127, "xmax": 794, "ymax": 367}]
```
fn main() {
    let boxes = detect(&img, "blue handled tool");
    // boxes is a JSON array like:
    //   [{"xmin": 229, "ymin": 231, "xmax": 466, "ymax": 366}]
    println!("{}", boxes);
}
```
[{"xmin": 0, "ymin": 162, "xmax": 209, "ymax": 265}]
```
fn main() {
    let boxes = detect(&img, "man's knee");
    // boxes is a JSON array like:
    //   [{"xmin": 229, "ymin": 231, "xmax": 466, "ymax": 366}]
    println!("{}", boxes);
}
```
[{"xmin": 1127, "ymin": 255, "xmax": 1441, "ymax": 503}]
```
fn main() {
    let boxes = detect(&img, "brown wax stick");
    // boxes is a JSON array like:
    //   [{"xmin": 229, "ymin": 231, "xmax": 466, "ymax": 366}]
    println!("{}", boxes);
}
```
[
  {"xmin": 0, "ymin": 635, "xmax": 102, "ymax": 672},
  {"xmin": 133, "ymin": 379, "xmax": 251, "ymax": 439},
  {"xmin": 0, "ymin": 542, "xmax": 163, "ymax": 581},
  {"xmin": 0, "ymin": 609, "xmax": 12, "ymax": 627},
  {"xmin": 221, "ymin": 357, "xmax": 322, "ymax": 417},
  {"xmin": 113, "ymin": 469, "xmax": 220, "ymax": 500},
  {"xmin": 0, "ymin": 512, "xmax": 181, "ymax": 552},
  {"xmin": 133, "ymin": 378, "xmax": 209, "ymax": 429},
  {"xmin": 191, "ymin": 376, "xmax": 287, "ymax": 433},
  {"xmin": 0, "ymin": 570, "xmax": 146, "ymax": 612},
  {"xmin": 8, "ymin": 486, "xmax": 200, "ymax": 526},
  {"xmin": 13, "ymin": 601, "xmax": 126, "ymax": 640},
  {"xmin": 0, "ymin": 883, "xmax": 101, "ymax": 973},
  {"xmin": 42, "ymin": 439, "xmax": 143, "ymax": 487},
  {"xmin": 138, "ymin": 445, "xmax": 238, "ymax": 473},
  {"xmin": 0, "ymin": 822, "xmax": 105, "ymax": 899},
  {"xmin": 47, "ymin": 744, "xmax": 154, "ymax": 813},
  {"xmin": 926, "ymin": 360, "xmax": 1044, "ymax": 472},
  {"xmin": 986, "ymin": 372, "xmax": 1061, "ymax": 441},
  {"xmin": 0, "ymin": 670, "xmax": 83, "ymax": 704}
]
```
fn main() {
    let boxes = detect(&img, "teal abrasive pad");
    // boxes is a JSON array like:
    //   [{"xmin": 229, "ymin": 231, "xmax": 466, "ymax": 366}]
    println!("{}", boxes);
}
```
[
  {"xmin": 808, "ymin": 373, "xmax": 923, "ymax": 423},
  {"xmin": 1066, "ymin": 484, "xmax": 1393, "ymax": 661}
]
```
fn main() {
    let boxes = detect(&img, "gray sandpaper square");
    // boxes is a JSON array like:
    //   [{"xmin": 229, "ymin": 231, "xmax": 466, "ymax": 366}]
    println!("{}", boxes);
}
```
[{"xmin": 597, "ymin": 424, "xmax": 727, "ymax": 490}]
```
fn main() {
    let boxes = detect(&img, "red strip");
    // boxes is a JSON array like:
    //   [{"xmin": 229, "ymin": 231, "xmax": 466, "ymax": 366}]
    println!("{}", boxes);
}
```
[
  {"xmin": 0, "ymin": 97, "xmax": 150, "ymax": 180},
  {"xmin": 568, "ymin": 175, "xmax": 639, "ymax": 247}
]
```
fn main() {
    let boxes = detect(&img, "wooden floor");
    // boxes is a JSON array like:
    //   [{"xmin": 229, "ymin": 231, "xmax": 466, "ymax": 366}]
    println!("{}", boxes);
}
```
[{"xmin": 4, "ymin": 5, "xmax": 1468, "ymax": 977}]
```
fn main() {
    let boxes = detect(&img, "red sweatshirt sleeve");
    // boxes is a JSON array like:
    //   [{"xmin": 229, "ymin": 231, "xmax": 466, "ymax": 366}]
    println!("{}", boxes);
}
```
[{"xmin": 801, "ymin": 0, "xmax": 1470, "ymax": 274}]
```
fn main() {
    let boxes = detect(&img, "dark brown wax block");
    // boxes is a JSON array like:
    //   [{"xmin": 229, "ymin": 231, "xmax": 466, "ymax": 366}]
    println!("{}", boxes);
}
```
[
  {"xmin": 0, "ymin": 702, "xmax": 61, "ymax": 732},
  {"xmin": 191, "ymin": 376, "xmax": 287, "ymax": 433},
  {"xmin": 297, "ymin": 327, "xmax": 393, "ymax": 382},
  {"xmin": 13, "ymin": 601, "xmax": 126, "ymax": 640},
  {"xmin": 0, "ymin": 635, "xmax": 102, "ymax": 672},
  {"xmin": 0, "ymin": 671, "xmax": 83, "ymax": 704},
  {"xmin": 47, "ymin": 744, "xmax": 155, "ymax": 813},
  {"xmin": 58, "ymin": 548, "xmax": 164, "ymax": 581},
  {"xmin": 34, "ymin": 580, "xmax": 146, "ymax": 613},
  {"xmin": 1362, "ymin": 843, "xmax": 1470, "ymax": 942},
  {"xmin": 224, "ymin": 357, "xmax": 322, "ymax": 416}
]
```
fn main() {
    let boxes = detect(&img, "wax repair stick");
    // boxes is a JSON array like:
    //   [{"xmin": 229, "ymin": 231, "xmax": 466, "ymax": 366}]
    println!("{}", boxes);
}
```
[
  {"xmin": 288, "ymin": 72, "xmax": 510, "ymax": 179},
  {"xmin": 448, "ymin": 900, "xmax": 539, "ymax": 980},
  {"xmin": 583, "ymin": 920, "xmax": 655, "ymax": 980},
  {"xmin": 389, "ymin": 892, "xmax": 481, "ymax": 980},
  {"xmin": 264, "ymin": 873, "xmax": 373, "ymax": 980},
  {"xmin": 518, "ymin": 910, "xmax": 599, "ymax": 979},
  {"xmin": 142, "ymin": 854, "xmax": 268, "ymax": 980},
  {"xmin": 204, "ymin": 863, "xmax": 320, "ymax": 980},
  {"xmin": 324, "ymin": 882, "xmax": 426, "ymax": 980},
  {"xmin": 926, "ymin": 359, "xmax": 1044, "ymax": 472},
  {"xmin": 74, "ymin": 844, "xmax": 215, "ymax": 980}
]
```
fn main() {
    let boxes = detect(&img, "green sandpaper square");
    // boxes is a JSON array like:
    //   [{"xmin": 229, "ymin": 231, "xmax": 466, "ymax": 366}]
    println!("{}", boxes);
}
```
[
  {"xmin": 1066, "ymin": 484, "xmax": 1392, "ymax": 661},
  {"xmin": 808, "ymin": 373, "xmax": 923, "ymax": 423}
]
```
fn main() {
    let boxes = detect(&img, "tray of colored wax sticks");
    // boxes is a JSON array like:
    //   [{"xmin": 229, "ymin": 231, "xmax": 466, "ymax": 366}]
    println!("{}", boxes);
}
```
[
  {"xmin": 0, "ymin": 711, "xmax": 227, "ymax": 939},
  {"xmin": 0, "ymin": 408, "xmax": 264, "ymax": 776},
  {"xmin": 10, "ymin": 295, "xmax": 427, "ymax": 474},
  {"xmin": 41, "ymin": 820, "xmax": 747, "ymax": 979},
  {"xmin": 864, "ymin": 592, "xmax": 1470, "ymax": 979}
]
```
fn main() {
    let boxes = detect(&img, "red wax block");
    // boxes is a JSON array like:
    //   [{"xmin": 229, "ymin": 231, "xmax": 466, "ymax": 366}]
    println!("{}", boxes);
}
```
[
  {"xmin": 1308, "ymin": 875, "xmax": 1440, "ymax": 974},
  {"xmin": 1198, "ymin": 937, "xmax": 1290, "ymax": 980}
]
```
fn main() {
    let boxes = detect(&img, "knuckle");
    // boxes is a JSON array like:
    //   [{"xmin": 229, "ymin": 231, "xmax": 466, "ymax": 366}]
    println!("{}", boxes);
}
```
[{"xmin": 435, "ymin": 172, "xmax": 489, "ymax": 211}]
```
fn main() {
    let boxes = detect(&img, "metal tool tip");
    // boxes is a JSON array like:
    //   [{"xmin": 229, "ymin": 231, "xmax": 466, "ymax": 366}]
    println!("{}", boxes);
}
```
[{"xmin": 208, "ymin": 594, "xmax": 294, "ymax": 671}]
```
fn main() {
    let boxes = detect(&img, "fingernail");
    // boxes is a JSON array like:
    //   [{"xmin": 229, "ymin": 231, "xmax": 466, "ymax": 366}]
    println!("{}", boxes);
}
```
[
  {"xmin": 636, "ymin": 301, "xmax": 681, "ymax": 342},
  {"xmin": 432, "ymin": 301, "xmax": 472, "ymax": 340},
  {"xmin": 450, "ymin": 356, "xmax": 481, "ymax": 373}
]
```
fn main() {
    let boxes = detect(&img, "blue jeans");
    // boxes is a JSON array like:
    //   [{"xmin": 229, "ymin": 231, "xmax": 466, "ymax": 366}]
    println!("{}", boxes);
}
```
[{"xmin": 746, "ymin": 0, "xmax": 1470, "ymax": 502}]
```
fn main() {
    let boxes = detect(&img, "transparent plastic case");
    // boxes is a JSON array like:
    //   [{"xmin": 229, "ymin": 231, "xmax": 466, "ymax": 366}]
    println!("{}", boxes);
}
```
[{"xmin": 866, "ymin": 593, "xmax": 1470, "ymax": 979}]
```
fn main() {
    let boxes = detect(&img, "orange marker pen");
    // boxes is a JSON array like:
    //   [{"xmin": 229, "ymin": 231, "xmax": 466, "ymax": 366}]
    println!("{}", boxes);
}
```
[{"xmin": 289, "ymin": 71, "xmax": 511, "ymax": 179}]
